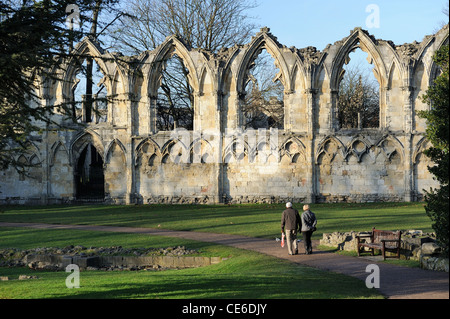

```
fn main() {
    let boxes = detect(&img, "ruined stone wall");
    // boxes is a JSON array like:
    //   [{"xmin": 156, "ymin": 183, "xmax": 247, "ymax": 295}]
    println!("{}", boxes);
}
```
[{"xmin": 0, "ymin": 25, "xmax": 448, "ymax": 205}]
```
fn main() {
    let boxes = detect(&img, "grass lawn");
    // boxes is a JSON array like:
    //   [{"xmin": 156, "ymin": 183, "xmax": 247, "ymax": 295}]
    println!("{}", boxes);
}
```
[
  {"xmin": 0, "ymin": 228, "xmax": 382, "ymax": 299},
  {"xmin": 0, "ymin": 202, "xmax": 431, "ymax": 240},
  {"xmin": 0, "ymin": 202, "xmax": 432, "ymax": 299}
]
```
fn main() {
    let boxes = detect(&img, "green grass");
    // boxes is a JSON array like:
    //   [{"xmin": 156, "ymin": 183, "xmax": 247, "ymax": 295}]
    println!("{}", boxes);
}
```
[
  {"xmin": 0, "ymin": 202, "xmax": 431, "ymax": 240},
  {"xmin": 0, "ymin": 228, "xmax": 382, "ymax": 299},
  {"xmin": 0, "ymin": 202, "xmax": 432, "ymax": 299}
]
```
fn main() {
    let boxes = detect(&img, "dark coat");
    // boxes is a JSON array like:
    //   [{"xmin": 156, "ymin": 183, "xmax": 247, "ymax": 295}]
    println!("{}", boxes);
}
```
[{"xmin": 281, "ymin": 208, "xmax": 301, "ymax": 232}]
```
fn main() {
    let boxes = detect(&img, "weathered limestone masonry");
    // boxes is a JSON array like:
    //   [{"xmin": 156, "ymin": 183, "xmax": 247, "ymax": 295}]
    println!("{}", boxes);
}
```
[{"xmin": 0, "ymin": 26, "xmax": 448, "ymax": 205}]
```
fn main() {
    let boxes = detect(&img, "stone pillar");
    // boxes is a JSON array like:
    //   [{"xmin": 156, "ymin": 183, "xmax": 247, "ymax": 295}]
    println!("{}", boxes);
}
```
[
  {"xmin": 125, "ymin": 93, "xmax": 136, "ymax": 205},
  {"xmin": 107, "ymin": 94, "xmax": 114, "ymax": 125},
  {"xmin": 379, "ymin": 86, "xmax": 389, "ymax": 129},
  {"xmin": 148, "ymin": 94, "xmax": 158, "ymax": 134},
  {"xmin": 305, "ymin": 88, "xmax": 318, "ymax": 204},
  {"xmin": 214, "ymin": 90, "xmax": 223, "ymax": 132},
  {"xmin": 402, "ymin": 86, "xmax": 414, "ymax": 134},
  {"xmin": 193, "ymin": 92, "xmax": 202, "ymax": 132},
  {"xmin": 402, "ymin": 85, "xmax": 415, "ymax": 202},
  {"xmin": 283, "ymin": 89, "xmax": 294, "ymax": 131},
  {"xmin": 330, "ymin": 89, "xmax": 339, "ymax": 132},
  {"xmin": 125, "ymin": 137, "xmax": 135, "ymax": 205},
  {"xmin": 81, "ymin": 94, "xmax": 88, "ymax": 123},
  {"xmin": 41, "ymin": 95, "xmax": 51, "ymax": 205},
  {"xmin": 403, "ymin": 135, "xmax": 414, "ymax": 202}
]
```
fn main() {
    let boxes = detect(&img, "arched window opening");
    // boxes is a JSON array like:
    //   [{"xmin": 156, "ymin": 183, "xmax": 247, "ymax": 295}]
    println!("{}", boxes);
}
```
[
  {"xmin": 72, "ymin": 58, "xmax": 108, "ymax": 124},
  {"xmin": 242, "ymin": 49, "xmax": 284, "ymax": 130},
  {"xmin": 338, "ymin": 47, "xmax": 380, "ymax": 129},
  {"xmin": 76, "ymin": 143, "xmax": 105, "ymax": 200},
  {"xmin": 156, "ymin": 54, "xmax": 194, "ymax": 131}
]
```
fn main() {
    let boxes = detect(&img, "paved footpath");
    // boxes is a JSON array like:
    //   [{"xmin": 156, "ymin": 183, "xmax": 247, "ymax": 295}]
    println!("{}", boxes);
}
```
[{"xmin": 1, "ymin": 222, "xmax": 448, "ymax": 299}]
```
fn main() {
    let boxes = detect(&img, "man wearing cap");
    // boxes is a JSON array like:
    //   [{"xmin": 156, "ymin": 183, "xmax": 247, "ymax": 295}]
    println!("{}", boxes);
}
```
[{"xmin": 281, "ymin": 202, "xmax": 301, "ymax": 255}]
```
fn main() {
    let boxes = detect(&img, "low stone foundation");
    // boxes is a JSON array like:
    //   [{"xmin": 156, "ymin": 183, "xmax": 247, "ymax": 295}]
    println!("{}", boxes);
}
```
[
  {"xmin": 315, "ymin": 194, "xmax": 404, "ymax": 204},
  {"xmin": 22, "ymin": 254, "xmax": 222, "ymax": 271},
  {"xmin": 0, "ymin": 246, "xmax": 224, "ymax": 271}
]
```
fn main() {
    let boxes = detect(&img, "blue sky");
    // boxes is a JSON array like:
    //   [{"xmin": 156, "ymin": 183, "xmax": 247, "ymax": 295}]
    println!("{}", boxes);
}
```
[{"xmin": 252, "ymin": 0, "xmax": 448, "ymax": 50}]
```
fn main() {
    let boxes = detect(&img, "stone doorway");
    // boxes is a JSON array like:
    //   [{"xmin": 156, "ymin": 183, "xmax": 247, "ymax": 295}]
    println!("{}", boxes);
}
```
[{"xmin": 75, "ymin": 143, "xmax": 105, "ymax": 200}]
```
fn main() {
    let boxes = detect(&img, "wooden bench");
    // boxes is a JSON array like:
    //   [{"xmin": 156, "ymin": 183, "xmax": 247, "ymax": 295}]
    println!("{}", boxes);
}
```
[{"xmin": 356, "ymin": 228, "xmax": 402, "ymax": 260}]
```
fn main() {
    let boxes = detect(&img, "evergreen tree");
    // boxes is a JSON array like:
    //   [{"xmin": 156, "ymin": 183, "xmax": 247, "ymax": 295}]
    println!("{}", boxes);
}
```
[
  {"xmin": 419, "ymin": 44, "xmax": 449, "ymax": 256},
  {"xmin": 0, "ymin": 0, "xmax": 119, "ymax": 171}
]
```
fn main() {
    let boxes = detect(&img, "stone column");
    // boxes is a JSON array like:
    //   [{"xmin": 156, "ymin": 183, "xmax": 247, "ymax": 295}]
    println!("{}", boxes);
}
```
[
  {"xmin": 81, "ymin": 94, "xmax": 88, "ymax": 123},
  {"xmin": 402, "ymin": 86, "xmax": 414, "ymax": 134},
  {"xmin": 41, "ymin": 94, "xmax": 51, "ymax": 205},
  {"xmin": 148, "ymin": 94, "xmax": 158, "ymax": 134},
  {"xmin": 125, "ymin": 93, "xmax": 137, "ymax": 205},
  {"xmin": 402, "ymin": 85, "xmax": 415, "ymax": 202},
  {"xmin": 330, "ymin": 89, "xmax": 339, "ymax": 132},
  {"xmin": 379, "ymin": 86, "xmax": 389, "ymax": 129},
  {"xmin": 305, "ymin": 88, "xmax": 318, "ymax": 204},
  {"xmin": 193, "ymin": 92, "xmax": 202, "ymax": 132},
  {"xmin": 283, "ymin": 89, "xmax": 294, "ymax": 131}
]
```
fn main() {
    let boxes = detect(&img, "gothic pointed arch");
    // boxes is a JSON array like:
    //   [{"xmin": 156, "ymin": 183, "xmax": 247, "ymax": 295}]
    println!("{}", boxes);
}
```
[
  {"xmin": 216, "ymin": 45, "xmax": 242, "ymax": 95},
  {"xmin": 57, "ymin": 37, "xmax": 123, "ymax": 125},
  {"xmin": 189, "ymin": 137, "xmax": 215, "ymax": 164},
  {"xmin": 71, "ymin": 130, "xmax": 105, "ymax": 200},
  {"xmin": 135, "ymin": 138, "xmax": 161, "ymax": 167},
  {"xmin": 161, "ymin": 137, "xmax": 190, "ymax": 164},
  {"xmin": 198, "ymin": 62, "xmax": 217, "ymax": 96},
  {"xmin": 387, "ymin": 60, "xmax": 401, "ymax": 89},
  {"xmin": 413, "ymin": 137, "xmax": 431, "ymax": 165},
  {"xmin": 104, "ymin": 139, "xmax": 127, "ymax": 201},
  {"xmin": 62, "ymin": 37, "xmax": 112, "ymax": 98},
  {"xmin": 375, "ymin": 135, "xmax": 405, "ymax": 163},
  {"xmin": 222, "ymin": 137, "xmax": 250, "ymax": 164},
  {"xmin": 105, "ymin": 139, "xmax": 127, "ymax": 166},
  {"xmin": 236, "ymin": 28, "xmax": 291, "ymax": 95},
  {"xmin": 49, "ymin": 141, "xmax": 69, "ymax": 167},
  {"xmin": 71, "ymin": 130, "xmax": 104, "ymax": 166},
  {"xmin": 345, "ymin": 135, "xmax": 373, "ymax": 163},
  {"xmin": 315, "ymin": 136, "xmax": 346, "ymax": 164},
  {"xmin": 330, "ymin": 28, "xmax": 388, "ymax": 91},
  {"xmin": 290, "ymin": 61, "xmax": 310, "ymax": 94},
  {"xmin": 280, "ymin": 136, "xmax": 306, "ymax": 163},
  {"xmin": 147, "ymin": 36, "xmax": 200, "ymax": 98}
]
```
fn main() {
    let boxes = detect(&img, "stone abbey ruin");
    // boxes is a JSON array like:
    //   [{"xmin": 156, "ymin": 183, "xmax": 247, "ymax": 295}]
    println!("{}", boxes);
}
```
[{"xmin": 0, "ymin": 25, "xmax": 448, "ymax": 205}]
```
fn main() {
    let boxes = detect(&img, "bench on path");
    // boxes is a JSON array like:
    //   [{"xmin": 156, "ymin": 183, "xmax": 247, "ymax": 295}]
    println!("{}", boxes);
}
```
[{"xmin": 356, "ymin": 227, "xmax": 402, "ymax": 260}]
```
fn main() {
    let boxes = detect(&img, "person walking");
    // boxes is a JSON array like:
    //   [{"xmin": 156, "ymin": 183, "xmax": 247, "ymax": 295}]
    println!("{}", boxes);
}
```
[
  {"xmin": 301, "ymin": 204, "xmax": 317, "ymax": 255},
  {"xmin": 281, "ymin": 202, "xmax": 301, "ymax": 255}
]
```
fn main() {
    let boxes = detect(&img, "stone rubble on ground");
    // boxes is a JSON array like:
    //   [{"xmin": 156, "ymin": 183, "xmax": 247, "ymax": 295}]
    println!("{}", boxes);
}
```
[
  {"xmin": 0, "ymin": 245, "xmax": 204, "ymax": 272},
  {"xmin": 320, "ymin": 230, "xmax": 448, "ymax": 272}
]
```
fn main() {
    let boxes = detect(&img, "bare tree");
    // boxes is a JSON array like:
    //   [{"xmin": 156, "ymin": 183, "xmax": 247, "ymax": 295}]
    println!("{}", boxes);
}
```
[
  {"xmin": 242, "ymin": 50, "xmax": 284, "ymax": 129},
  {"xmin": 110, "ymin": 0, "xmax": 259, "ymax": 131},
  {"xmin": 111, "ymin": 0, "xmax": 258, "ymax": 53},
  {"xmin": 338, "ymin": 63, "xmax": 380, "ymax": 129},
  {"xmin": 433, "ymin": 2, "xmax": 448, "ymax": 32}
]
